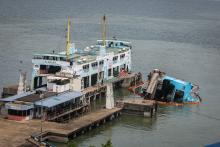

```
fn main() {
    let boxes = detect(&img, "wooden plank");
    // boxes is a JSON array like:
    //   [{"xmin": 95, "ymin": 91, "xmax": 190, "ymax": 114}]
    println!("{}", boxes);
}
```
[{"xmin": 52, "ymin": 108, "xmax": 122, "ymax": 135}]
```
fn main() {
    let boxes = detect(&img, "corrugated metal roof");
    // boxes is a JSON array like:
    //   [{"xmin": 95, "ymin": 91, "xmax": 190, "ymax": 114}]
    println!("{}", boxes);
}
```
[
  {"xmin": 34, "ymin": 91, "xmax": 83, "ymax": 108},
  {"xmin": 0, "ymin": 91, "xmax": 35, "ymax": 102},
  {"xmin": 5, "ymin": 103, "xmax": 34, "ymax": 110},
  {"xmin": 17, "ymin": 92, "xmax": 57, "ymax": 103},
  {"xmin": 0, "ymin": 87, "xmax": 47, "ymax": 102}
]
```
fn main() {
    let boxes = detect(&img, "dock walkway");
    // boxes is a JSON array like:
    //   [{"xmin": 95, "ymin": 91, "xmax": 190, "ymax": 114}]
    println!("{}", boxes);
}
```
[
  {"xmin": 28, "ymin": 107, "xmax": 122, "ymax": 144},
  {"xmin": 49, "ymin": 107, "xmax": 122, "ymax": 135}
]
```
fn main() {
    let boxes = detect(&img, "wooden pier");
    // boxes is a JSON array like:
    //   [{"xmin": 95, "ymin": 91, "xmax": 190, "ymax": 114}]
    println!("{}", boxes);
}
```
[
  {"xmin": 27, "ymin": 108, "xmax": 122, "ymax": 145},
  {"xmin": 0, "ymin": 99, "xmax": 156, "ymax": 146},
  {"xmin": 27, "ymin": 99, "xmax": 157, "ymax": 146}
]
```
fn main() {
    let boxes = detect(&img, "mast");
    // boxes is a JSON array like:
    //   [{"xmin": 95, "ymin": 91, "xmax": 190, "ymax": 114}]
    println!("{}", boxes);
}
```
[
  {"xmin": 66, "ymin": 17, "xmax": 71, "ymax": 61},
  {"xmin": 99, "ymin": 15, "xmax": 107, "ymax": 57},
  {"xmin": 102, "ymin": 15, "xmax": 106, "ymax": 46}
]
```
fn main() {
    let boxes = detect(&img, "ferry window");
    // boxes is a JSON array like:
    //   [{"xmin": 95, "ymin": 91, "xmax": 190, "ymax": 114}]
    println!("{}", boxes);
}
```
[
  {"xmin": 120, "ymin": 54, "xmax": 125, "ymax": 59},
  {"xmin": 48, "ymin": 56, "xmax": 54, "ymax": 60},
  {"xmin": 43, "ymin": 56, "xmax": 49, "ymax": 60},
  {"xmin": 99, "ymin": 60, "xmax": 104, "ymax": 65},
  {"xmin": 108, "ymin": 68, "xmax": 112, "ymax": 77},
  {"xmin": 113, "ymin": 56, "xmax": 118, "ymax": 61},
  {"xmin": 91, "ymin": 62, "xmax": 98, "ymax": 67},
  {"xmin": 60, "ymin": 57, "xmax": 66, "ymax": 61},
  {"xmin": 34, "ymin": 56, "xmax": 43, "ymax": 59},
  {"xmin": 83, "ymin": 64, "xmax": 89, "ymax": 70},
  {"xmin": 109, "ymin": 42, "xmax": 113, "ymax": 47},
  {"xmin": 97, "ymin": 41, "xmax": 102, "ymax": 45},
  {"xmin": 52, "ymin": 57, "xmax": 57, "ymax": 60}
]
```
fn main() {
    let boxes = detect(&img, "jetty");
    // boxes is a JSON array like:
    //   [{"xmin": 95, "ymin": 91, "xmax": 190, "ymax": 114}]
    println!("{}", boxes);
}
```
[
  {"xmin": 26, "ymin": 99, "xmax": 157, "ymax": 146},
  {"xmin": 27, "ymin": 108, "xmax": 122, "ymax": 144},
  {"xmin": 0, "ymin": 88, "xmax": 156, "ymax": 147}
]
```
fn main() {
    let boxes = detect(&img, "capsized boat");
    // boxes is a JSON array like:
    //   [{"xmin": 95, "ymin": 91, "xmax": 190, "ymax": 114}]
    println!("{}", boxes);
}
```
[{"xmin": 128, "ymin": 69, "xmax": 201, "ymax": 104}]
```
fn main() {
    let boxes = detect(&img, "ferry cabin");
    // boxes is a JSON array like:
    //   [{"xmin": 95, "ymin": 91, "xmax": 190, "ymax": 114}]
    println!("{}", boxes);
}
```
[{"xmin": 31, "ymin": 40, "xmax": 132, "ymax": 91}]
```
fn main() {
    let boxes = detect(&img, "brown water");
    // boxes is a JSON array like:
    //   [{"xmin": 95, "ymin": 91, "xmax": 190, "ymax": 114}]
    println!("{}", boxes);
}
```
[{"xmin": 0, "ymin": 0, "xmax": 220, "ymax": 146}]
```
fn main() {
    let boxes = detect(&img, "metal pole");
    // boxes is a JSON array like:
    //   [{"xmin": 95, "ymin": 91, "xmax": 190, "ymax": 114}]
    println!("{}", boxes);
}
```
[
  {"xmin": 134, "ymin": 75, "xmax": 136, "ymax": 98},
  {"xmin": 40, "ymin": 93, "xmax": 44, "ymax": 142},
  {"xmin": 69, "ymin": 102, "xmax": 71, "ymax": 122}
]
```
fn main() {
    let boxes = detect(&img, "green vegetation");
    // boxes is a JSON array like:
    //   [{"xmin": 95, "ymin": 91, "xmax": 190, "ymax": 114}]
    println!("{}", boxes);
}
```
[
  {"xmin": 101, "ymin": 139, "xmax": 113, "ymax": 147},
  {"xmin": 67, "ymin": 141, "xmax": 77, "ymax": 147}
]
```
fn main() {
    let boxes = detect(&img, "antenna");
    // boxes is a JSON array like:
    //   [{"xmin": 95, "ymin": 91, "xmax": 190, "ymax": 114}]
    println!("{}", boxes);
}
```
[
  {"xmin": 102, "ymin": 15, "xmax": 106, "ymax": 46},
  {"xmin": 66, "ymin": 17, "xmax": 71, "ymax": 61}
]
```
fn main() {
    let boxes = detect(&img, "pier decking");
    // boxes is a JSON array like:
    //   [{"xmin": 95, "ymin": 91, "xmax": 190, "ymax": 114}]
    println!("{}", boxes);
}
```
[
  {"xmin": 27, "ymin": 107, "xmax": 122, "ymax": 145},
  {"xmin": 27, "ymin": 99, "xmax": 156, "ymax": 146},
  {"xmin": 45, "ymin": 107, "xmax": 122, "ymax": 136},
  {"xmin": 0, "ymin": 108, "xmax": 122, "ymax": 146}
]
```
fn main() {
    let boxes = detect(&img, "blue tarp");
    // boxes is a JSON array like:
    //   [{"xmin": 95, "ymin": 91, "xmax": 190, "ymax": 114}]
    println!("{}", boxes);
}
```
[{"xmin": 34, "ymin": 91, "xmax": 83, "ymax": 108}]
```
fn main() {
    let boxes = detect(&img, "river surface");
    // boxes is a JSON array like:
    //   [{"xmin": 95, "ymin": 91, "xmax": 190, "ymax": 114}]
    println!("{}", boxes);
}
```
[{"xmin": 0, "ymin": 0, "xmax": 220, "ymax": 146}]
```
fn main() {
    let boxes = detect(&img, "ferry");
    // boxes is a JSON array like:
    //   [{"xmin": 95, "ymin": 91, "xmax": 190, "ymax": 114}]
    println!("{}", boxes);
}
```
[
  {"xmin": 31, "ymin": 16, "xmax": 132, "ymax": 92},
  {"xmin": 0, "ymin": 16, "xmax": 138, "ymax": 121}
]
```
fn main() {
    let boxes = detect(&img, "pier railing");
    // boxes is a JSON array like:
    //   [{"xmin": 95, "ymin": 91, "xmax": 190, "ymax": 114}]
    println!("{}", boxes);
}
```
[{"xmin": 46, "ymin": 103, "xmax": 87, "ymax": 121}]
